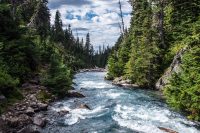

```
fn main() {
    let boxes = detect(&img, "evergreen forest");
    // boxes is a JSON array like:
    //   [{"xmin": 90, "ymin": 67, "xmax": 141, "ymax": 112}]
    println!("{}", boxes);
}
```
[
  {"xmin": 107, "ymin": 0, "xmax": 200, "ymax": 121},
  {"xmin": 0, "ymin": 1, "xmax": 200, "ymax": 132}
]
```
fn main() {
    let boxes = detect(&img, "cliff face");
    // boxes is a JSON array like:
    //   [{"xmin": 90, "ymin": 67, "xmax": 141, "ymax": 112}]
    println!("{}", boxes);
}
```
[{"xmin": 155, "ymin": 47, "xmax": 187, "ymax": 90}]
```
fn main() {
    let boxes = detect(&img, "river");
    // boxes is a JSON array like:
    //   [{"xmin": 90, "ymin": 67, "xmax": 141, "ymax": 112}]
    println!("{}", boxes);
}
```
[{"xmin": 42, "ymin": 72, "xmax": 200, "ymax": 133}]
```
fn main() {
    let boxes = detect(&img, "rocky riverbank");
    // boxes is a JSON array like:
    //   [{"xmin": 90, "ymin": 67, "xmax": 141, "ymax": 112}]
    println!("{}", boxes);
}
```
[
  {"xmin": 111, "ymin": 77, "xmax": 139, "ymax": 88},
  {"xmin": 0, "ymin": 77, "xmax": 88, "ymax": 133},
  {"xmin": 0, "ymin": 79, "xmax": 55, "ymax": 133},
  {"xmin": 78, "ymin": 68, "xmax": 106, "ymax": 73}
]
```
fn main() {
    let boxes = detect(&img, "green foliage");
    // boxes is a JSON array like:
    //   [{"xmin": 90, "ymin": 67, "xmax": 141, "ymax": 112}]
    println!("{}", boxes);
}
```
[
  {"xmin": 0, "ymin": 0, "xmax": 103, "ymax": 103},
  {"xmin": 0, "ymin": 62, "xmax": 19, "ymax": 96},
  {"xmin": 0, "ymin": 3, "xmax": 19, "ymax": 40},
  {"xmin": 0, "ymin": 38, "xmax": 39, "ymax": 81},
  {"xmin": 42, "ymin": 54, "xmax": 72, "ymax": 98},
  {"xmin": 107, "ymin": 0, "xmax": 200, "ymax": 121},
  {"xmin": 107, "ymin": 53, "xmax": 124, "ymax": 79},
  {"xmin": 107, "ymin": 0, "xmax": 162, "ymax": 87},
  {"xmin": 0, "ymin": 61, "xmax": 23, "ymax": 114},
  {"xmin": 164, "ymin": 46, "xmax": 200, "ymax": 121},
  {"xmin": 93, "ymin": 44, "xmax": 111, "ymax": 68}
]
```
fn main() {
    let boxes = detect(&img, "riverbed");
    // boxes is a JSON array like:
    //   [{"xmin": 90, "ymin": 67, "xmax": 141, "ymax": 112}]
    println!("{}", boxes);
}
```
[{"xmin": 42, "ymin": 72, "xmax": 200, "ymax": 133}]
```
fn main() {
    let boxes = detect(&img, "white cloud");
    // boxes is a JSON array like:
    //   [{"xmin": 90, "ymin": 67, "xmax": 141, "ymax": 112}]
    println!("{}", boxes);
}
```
[{"xmin": 48, "ymin": 0, "xmax": 132, "ymax": 50}]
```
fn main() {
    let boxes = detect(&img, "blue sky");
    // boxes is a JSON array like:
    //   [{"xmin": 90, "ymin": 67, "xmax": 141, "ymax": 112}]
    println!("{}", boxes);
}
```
[{"xmin": 48, "ymin": 0, "xmax": 132, "ymax": 50}]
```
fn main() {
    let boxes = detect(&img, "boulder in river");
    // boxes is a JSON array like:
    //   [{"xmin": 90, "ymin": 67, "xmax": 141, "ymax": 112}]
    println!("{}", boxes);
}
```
[
  {"xmin": 58, "ymin": 110, "xmax": 70, "ymax": 116},
  {"xmin": 158, "ymin": 127, "xmax": 178, "ymax": 133},
  {"xmin": 66, "ymin": 90, "xmax": 85, "ymax": 98},
  {"xmin": 78, "ymin": 104, "xmax": 91, "ymax": 110}
]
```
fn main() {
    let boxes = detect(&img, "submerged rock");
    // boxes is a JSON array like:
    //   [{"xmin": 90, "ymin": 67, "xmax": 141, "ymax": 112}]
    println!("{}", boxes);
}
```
[
  {"xmin": 66, "ymin": 90, "xmax": 85, "ymax": 98},
  {"xmin": 158, "ymin": 127, "xmax": 178, "ymax": 133}
]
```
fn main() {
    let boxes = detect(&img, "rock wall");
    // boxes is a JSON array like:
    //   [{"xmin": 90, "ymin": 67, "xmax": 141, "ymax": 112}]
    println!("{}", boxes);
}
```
[{"xmin": 155, "ymin": 47, "xmax": 188, "ymax": 90}]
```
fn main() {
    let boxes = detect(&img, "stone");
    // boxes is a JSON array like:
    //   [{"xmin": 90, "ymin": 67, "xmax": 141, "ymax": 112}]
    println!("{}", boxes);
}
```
[
  {"xmin": 158, "ymin": 127, "xmax": 178, "ymax": 133},
  {"xmin": 78, "ymin": 104, "xmax": 91, "ymax": 110},
  {"xmin": 25, "ymin": 107, "xmax": 35, "ymax": 116},
  {"xmin": 17, "ymin": 125, "xmax": 41, "ymax": 133},
  {"xmin": 0, "ymin": 95, "xmax": 6, "ymax": 101},
  {"xmin": 22, "ymin": 83, "xmax": 30, "ymax": 88},
  {"xmin": 113, "ymin": 77, "xmax": 123, "ymax": 84},
  {"xmin": 29, "ymin": 80, "xmax": 39, "ymax": 85},
  {"xmin": 112, "ymin": 77, "xmax": 139, "ymax": 88},
  {"xmin": 38, "ymin": 103, "xmax": 48, "ymax": 111},
  {"xmin": 58, "ymin": 110, "xmax": 70, "ymax": 116},
  {"xmin": 67, "ymin": 90, "xmax": 85, "ymax": 98},
  {"xmin": 7, "ymin": 114, "xmax": 32, "ymax": 128},
  {"xmin": 33, "ymin": 114, "xmax": 46, "ymax": 128}
]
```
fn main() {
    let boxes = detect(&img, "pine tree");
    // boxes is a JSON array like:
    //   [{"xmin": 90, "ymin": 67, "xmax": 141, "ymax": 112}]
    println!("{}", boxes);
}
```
[
  {"xmin": 53, "ymin": 10, "xmax": 64, "ymax": 43},
  {"xmin": 34, "ymin": 0, "xmax": 50, "ymax": 39}
]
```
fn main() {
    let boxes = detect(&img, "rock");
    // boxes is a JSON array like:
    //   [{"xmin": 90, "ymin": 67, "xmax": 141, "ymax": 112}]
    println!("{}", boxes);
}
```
[
  {"xmin": 121, "ymin": 83, "xmax": 133, "ymax": 88},
  {"xmin": 33, "ymin": 114, "xmax": 46, "ymax": 128},
  {"xmin": 22, "ymin": 82, "xmax": 30, "ymax": 88},
  {"xmin": 158, "ymin": 127, "xmax": 178, "ymax": 133},
  {"xmin": 0, "ymin": 118, "xmax": 10, "ymax": 132},
  {"xmin": 0, "ymin": 95, "xmax": 6, "ymax": 101},
  {"xmin": 38, "ymin": 103, "xmax": 48, "ymax": 111},
  {"xmin": 113, "ymin": 77, "xmax": 123, "ymax": 84},
  {"xmin": 78, "ymin": 68, "xmax": 106, "ymax": 73},
  {"xmin": 78, "ymin": 104, "xmax": 91, "ymax": 110},
  {"xmin": 58, "ymin": 110, "xmax": 70, "ymax": 116},
  {"xmin": 112, "ymin": 77, "xmax": 139, "ymax": 88},
  {"xmin": 26, "ymin": 107, "xmax": 35, "ymax": 116},
  {"xmin": 17, "ymin": 125, "xmax": 41, "ymax": 133},
  {"xmin": 67, "ymin": 90, "xmax": 85, "ymax": 98},
  {"xmin": 7, "ymin": 114, "xmax": 32, "ymax": 128},
  {"xmin": 29, "ymin": 80, "xmax": 39, "ymax": 85},
  {"xmin": 156, "ymin": 47, "xmax": 187, "ymax": 90}
]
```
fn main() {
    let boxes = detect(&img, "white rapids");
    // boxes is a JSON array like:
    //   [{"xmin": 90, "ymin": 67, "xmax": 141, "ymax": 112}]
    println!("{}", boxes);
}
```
[{"xmin": 42, "ymin": 72, "xmax": 200, "ymax": 133}]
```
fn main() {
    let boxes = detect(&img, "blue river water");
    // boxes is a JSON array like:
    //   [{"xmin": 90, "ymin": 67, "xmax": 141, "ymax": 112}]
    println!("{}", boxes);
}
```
[{"xmin": 42, "ymin": 72, "xmax": 200, "ymax": 133}]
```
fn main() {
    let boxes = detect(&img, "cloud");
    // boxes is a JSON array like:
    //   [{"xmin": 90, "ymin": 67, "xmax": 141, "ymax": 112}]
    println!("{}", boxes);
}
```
[{"xmin": 48, "ymin": 0, "xmax": 132, "ymax": 50}]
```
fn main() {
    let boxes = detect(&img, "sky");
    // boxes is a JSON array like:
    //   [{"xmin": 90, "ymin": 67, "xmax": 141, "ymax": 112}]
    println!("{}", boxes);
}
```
[{"xmin": 48, "ymin": 0, "xmax": 132, "ymax": 50}]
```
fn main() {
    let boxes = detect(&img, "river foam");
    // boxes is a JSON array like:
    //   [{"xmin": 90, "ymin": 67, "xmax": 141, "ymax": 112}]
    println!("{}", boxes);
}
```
[
  {"xmin": 43, "ymin": 72, "xmax": 200, "ymax": 133},
  {"xmin": 52, "ymin": 104, "xmax": 109, "ymax": 126},
  {"xmin": 112, "ymin": 104, "xmax": 199, "ymax": 133}
]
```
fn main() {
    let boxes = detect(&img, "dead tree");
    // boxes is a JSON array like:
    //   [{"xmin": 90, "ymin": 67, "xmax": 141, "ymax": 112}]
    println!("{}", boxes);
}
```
[{"xmin": 118, "ymin": 0, "xmax": 125, "ymax": 35}]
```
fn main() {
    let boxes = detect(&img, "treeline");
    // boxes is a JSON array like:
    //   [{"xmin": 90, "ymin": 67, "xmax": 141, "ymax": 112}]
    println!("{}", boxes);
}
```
[
  {"xmin": 0, "ymin": 0, "xmax": 108, "ymax": 109},
  {"xmin": 107, "ymin": 0, "xmax": 200, "ymax": 121},
  {"xmin": 93, "ymin": 45, "xmax": 112, "ymax": 68}
]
